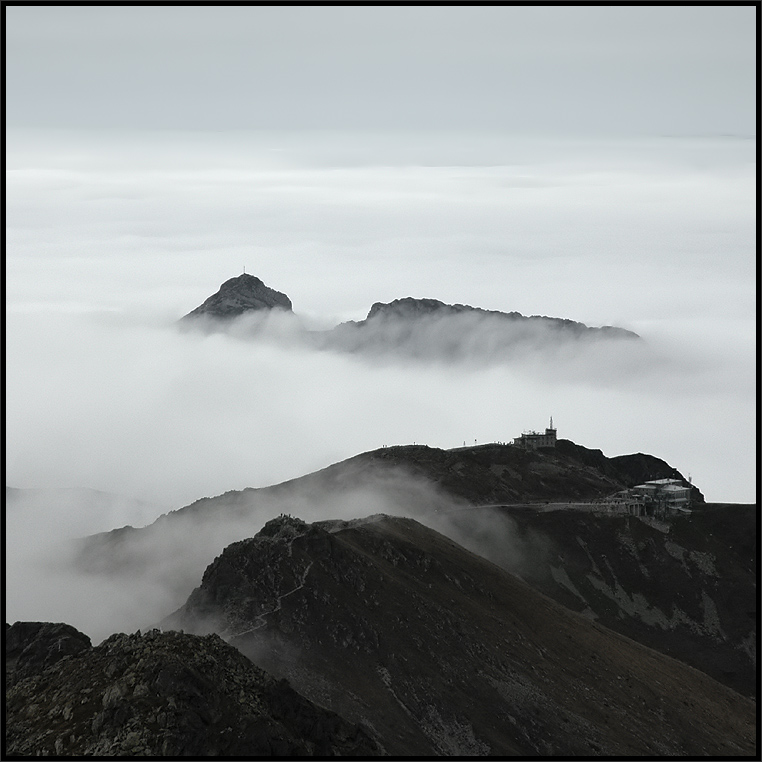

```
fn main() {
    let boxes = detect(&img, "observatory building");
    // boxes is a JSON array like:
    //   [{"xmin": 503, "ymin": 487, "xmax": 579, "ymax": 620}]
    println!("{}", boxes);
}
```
[{"xmin": 513, "ymin": 418, "xmax": 557, "ymax": 449}]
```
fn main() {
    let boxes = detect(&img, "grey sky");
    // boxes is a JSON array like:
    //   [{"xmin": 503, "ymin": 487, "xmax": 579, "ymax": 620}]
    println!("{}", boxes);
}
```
[{"xmin": 5, "ymin": 5, "xmax": 756, "ymax": 134}]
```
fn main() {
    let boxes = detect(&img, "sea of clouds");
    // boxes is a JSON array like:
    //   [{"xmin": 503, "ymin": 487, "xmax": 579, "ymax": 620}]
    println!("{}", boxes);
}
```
[{"xmin": 6, "ymin": 130, "xmax": 755, "ymax": 636}]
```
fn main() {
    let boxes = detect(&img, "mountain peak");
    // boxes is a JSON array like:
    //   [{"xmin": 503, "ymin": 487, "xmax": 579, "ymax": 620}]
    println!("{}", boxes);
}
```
[
  {"xmin": 359, "ymin": 297, "xmax": 638, "ymax": 338},
  {"xmin": 366, "ymin": 297, "xmax": 470, "ymax": 320},
  {"xmin": 181, "ymin": 274, "xmax": 293, "ymax": 321}
]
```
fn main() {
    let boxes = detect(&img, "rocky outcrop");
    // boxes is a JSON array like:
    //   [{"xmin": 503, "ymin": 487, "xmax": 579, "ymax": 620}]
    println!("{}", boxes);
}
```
[
  {"xmin": 162, "ymin": 515, "xmax": 756, "ymax": 757},
  {"xmin": 5, "ymin": 627, "xmax": 380, "ymax": 757},
  {"xmin": 6, "ymin": 621, "xmax": 92, "ymax": 687},
  {"xmin": 181, "ymin": 274, "xmax": 293, "ymax": 321}
]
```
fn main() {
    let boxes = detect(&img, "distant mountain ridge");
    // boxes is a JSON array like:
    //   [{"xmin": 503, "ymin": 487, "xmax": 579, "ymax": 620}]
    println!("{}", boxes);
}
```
[
  {"xmin": 179, "ymin": 274, "xmax": 640, "ymax": 345},
  {"xmin": 354, "ymin": 296, "xmax": 639, "ymax": 339},
  {"xmin": 75, "ymin": 439, "xmax": 701, "ymax": 583}
]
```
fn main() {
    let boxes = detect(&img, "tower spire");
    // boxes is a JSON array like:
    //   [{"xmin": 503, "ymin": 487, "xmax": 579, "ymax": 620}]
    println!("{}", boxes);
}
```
[{"xmin": 550, "ymin": 415, "xmax": 554, "ymax": 430}]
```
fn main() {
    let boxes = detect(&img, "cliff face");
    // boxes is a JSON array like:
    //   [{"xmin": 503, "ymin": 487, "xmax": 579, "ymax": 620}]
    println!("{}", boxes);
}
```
[
  {"xmin": 5, "ymin": 625, "xmax": 379, "ymax": 757},
  {"xmin": 162, "ymin": 515, "xmax": 756, "ymax": 757}
]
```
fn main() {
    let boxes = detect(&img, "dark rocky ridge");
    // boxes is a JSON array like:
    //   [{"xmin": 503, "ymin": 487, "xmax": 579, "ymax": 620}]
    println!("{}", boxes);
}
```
[
  {"xmin": 5, "ymin": 621, "xmax": 92, "ymax": 688},
  {"xmin": 316, "ymin": 439, "xmax": 703, "ymax": 506},
  {"xmin": 162, "ymin": 514, "xmax": 756, "ymax": 756},
  {"xmin": 354, "ymin": 296, "xmax": 639, "ymax": 339},
  {"xmin": 5, "ymin": 625, "xmax": 380, "ymax": 757},
  {"xmin": 73, "ymin": 439, "xmax": 701, "ymax": 598},
  {"xmin": 181, "ymin": 273, "xmax": 293, "ymax": 321}
]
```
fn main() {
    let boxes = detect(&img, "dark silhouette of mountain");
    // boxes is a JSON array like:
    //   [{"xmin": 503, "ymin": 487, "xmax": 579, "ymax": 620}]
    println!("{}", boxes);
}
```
[
  {"xmin": 9, "ymin": 436, "xmax": 756, "ymax": 756},
  {"xmin": 5, "ymin": 624, "xmax": 379, "ymax": 756},
  {"xmin": 161, "ymin": 514, "xmax": 755, "ymax": 756},
  {"xmin": 180, "ymin": 273, "xmax": 293, "ymax": 322}
]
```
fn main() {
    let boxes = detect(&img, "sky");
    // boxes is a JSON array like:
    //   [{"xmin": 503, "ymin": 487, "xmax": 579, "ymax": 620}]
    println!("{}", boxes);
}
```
[
  {"xmin": 5, "ymin": 5, "xmax": 756, "ymax": 135},
  {"xmin": 4, "ymin": 6, "xmax": 758, "ymax": 635}
]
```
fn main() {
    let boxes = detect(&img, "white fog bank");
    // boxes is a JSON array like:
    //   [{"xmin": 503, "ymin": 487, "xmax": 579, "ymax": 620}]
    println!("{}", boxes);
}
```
[{"xmin": 6, "ymin": 131, "xmax": 756, "ymax": 513}]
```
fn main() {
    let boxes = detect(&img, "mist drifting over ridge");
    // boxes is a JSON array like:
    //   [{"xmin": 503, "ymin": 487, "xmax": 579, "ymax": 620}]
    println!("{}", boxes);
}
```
[{"xmin": 5, "ymin": 130, "xmax": 756, "ymax": 639}]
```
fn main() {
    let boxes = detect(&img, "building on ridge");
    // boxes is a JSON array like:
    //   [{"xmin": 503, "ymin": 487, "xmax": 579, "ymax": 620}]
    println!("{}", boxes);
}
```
[
  {"xmin": 631, "ymin": 478, "xmax": 692, "ymax": 513},
  {"xmin": 513, "ymin": 417, "xmax": 557, "ymax": 449}
]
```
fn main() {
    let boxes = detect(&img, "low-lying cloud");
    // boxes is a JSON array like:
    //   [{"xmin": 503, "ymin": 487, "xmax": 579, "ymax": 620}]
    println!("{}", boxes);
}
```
[
  {"xmin": 7, "ymin": 464, "xmax": 466, "ymax": 641},
  {"xmin": 6, "ymin": 130, "xmax": 756, "ymax": 636}
]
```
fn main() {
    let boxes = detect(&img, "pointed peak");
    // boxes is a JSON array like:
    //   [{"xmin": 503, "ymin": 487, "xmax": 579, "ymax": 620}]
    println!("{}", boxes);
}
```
[{"xmin": 182, "ymin": 274, "xmax": 293, "ymax": 321}]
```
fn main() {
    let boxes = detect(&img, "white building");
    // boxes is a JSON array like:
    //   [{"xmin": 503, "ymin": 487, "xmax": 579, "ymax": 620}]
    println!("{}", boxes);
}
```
[{"xmin": 632, "ymin": 478, "xmax": 692, "ymax": 513}]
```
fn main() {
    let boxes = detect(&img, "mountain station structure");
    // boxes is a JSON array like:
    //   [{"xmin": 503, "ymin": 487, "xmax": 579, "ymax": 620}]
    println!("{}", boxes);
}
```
[{"xmin": 513, "ymin": 418, "xmax": 557, "ymax": 449}]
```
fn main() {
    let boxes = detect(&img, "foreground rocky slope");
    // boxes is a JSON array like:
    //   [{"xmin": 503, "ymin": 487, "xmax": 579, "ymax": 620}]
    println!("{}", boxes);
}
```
[
  {"xmin": 5, "ymin": 624, "xmax": 379, "ymax": 757},
  {"xmin": 162, "ymin": 514, "xmax": 756, "ymax": 757}
]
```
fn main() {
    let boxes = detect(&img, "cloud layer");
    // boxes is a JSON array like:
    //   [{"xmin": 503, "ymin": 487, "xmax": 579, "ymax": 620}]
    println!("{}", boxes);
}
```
[{"xmin": 6, "ymin": 131, "xmax": 756, "ymax": 635}]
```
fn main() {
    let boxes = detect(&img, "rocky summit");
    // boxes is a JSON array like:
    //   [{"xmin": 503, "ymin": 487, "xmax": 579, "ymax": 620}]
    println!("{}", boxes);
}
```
[
  {"xmin": 162, "ymin": 514, "xmax": 755, "ymax": 757},
  {"xmin": 5, "ymin": 625, "xmax": 379, "ymax": 757},
  {"xmin": 326, "ymin": 296, "xmax": 641, "ymax": 353},
  {"xmin": 181, "ymin": 273, "xmax": 293, "ymax": 321}
]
